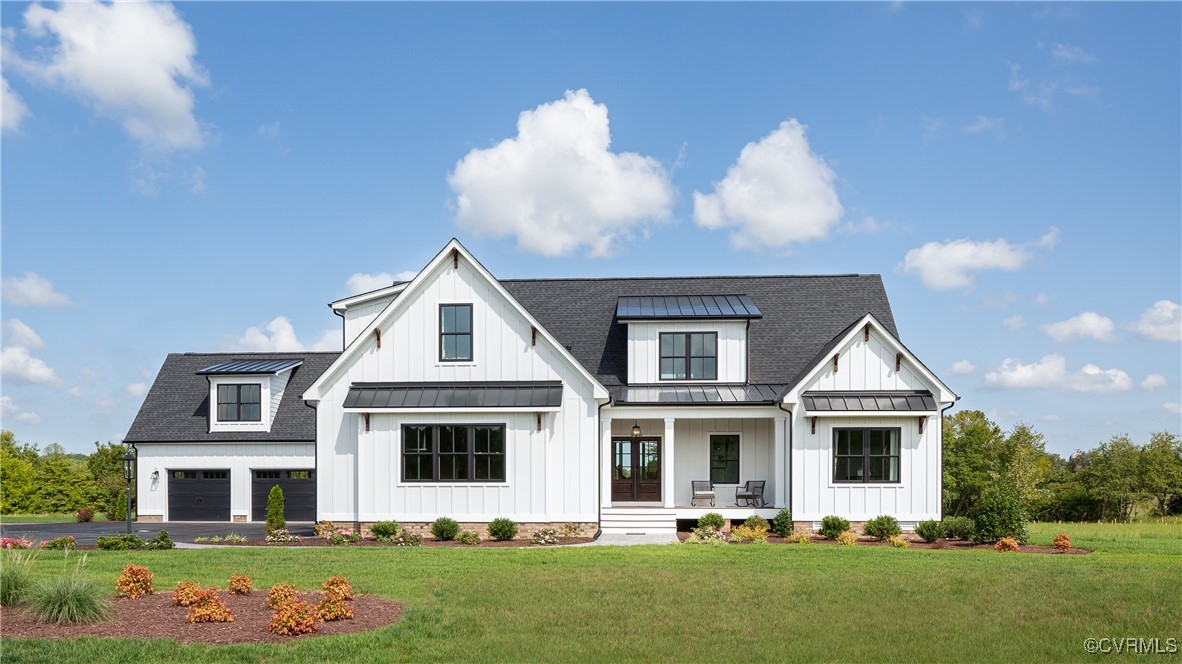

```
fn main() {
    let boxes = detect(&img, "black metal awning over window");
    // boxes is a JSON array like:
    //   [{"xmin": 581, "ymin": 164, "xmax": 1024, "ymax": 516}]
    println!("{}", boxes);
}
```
[
  {"xmin": 343, "ymin": 381, "xmax": 563, "ymax": 410},
  {"xmin": 802, "ymin": 390, "xmax": 937, "ymax": 412},
  {"xmin": 197, "ymin": 358, "xmax": 303, "ymax": 375},
  {"xmin": 610, "ymin": 384, "xmax": 785, "ymax": 406},
  {"xmin": 615, "ymin": 294, "xmax": 762, "ymax": 319}
]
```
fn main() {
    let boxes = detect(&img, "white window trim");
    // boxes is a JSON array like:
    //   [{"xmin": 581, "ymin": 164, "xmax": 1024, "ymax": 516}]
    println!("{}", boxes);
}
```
[
  {"xmin": 208, "ymin": 375, "xmax": 271, "ymax": 433},
  {"xmin": 824, "ymin": 424, "xmax": 910, "ymax": 490},
  {"xmin": 390, "ymin": 421, "xmax": 513, "ymax": 488},
  {"xmin": 437, "ymin": 300, "xmax": 477, "ymax": 365},
  {"xmin": 707, "ymin": 431, "xmax": 743, "ymax": 487}
]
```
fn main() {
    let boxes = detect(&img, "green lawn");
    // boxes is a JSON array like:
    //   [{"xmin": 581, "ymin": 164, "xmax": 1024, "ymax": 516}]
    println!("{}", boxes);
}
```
[
  {"xmin": 1, "ymin": 514, "xmax": 111, "ymax": 524},
  {"xmin": 3, "ymin": 522, "xmax": 1179, "ymax": 663}
]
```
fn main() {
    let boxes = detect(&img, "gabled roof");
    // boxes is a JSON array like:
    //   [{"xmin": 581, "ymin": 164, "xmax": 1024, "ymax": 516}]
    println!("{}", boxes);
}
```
[{"xmin": 124, "ymin": 352, "xmax": 338, "ymax": 443}]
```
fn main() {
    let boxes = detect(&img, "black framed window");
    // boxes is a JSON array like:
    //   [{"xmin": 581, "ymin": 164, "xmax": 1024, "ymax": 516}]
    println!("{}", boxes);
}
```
[
  {"xmin": 440, "ymin": 304, "xmax": 473, "ymax": 361},
  {"xmin": 659, "ymin": 332, "xmax": 717, "ymax": 380},
  {"xmin": 710, "ymin": 434, "xmax": 740, "ymax": 484},
  {"xmin": 402, "ymin": 424, "xmax": 506, "ymax": 482},
  {"xmin": 834, "ymin": 428, "xmax": 900, "ymax": 483},
  {"xmin": 217, "ymin": 383, "xmax": 261, "ymax": 422}
]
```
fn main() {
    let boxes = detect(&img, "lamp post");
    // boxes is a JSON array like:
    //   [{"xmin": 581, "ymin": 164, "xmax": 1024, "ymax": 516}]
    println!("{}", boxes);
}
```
[{"xmin": 122, "ymin": 452, "xmax": 134, "ymax": 534}]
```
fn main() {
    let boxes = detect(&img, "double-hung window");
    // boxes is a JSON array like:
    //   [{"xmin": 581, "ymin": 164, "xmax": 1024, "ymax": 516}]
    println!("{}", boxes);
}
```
[
  {"xmin": 217, "ymin": 384, "xmax": 261, "ymax": 422},
  {"xmin": 402, "ymin": 424, "xmax": 506, "ymax": 483},
  {"xmin": 833, "ymin": 428, "xmax": 901, "ymax": 483},
  {"xmin": 659, "ymin": 332, "xmax": 717, "ymax": 380},
  {"xmin": 440, "ymin": 304, "xmax": 473, "ymax": 361}
]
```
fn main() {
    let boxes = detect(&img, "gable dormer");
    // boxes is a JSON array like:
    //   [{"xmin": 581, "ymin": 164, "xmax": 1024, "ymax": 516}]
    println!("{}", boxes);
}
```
[
  {"xmin": 197, "ymin": 358, "xmax": 303, "ymax": 433},
  {"xmin": 617, "ymin": 295, "xmax": 761, "ymax": 384}
]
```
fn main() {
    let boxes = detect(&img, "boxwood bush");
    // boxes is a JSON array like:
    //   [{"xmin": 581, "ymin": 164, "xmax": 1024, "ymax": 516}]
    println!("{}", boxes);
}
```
[
  {"xmin": 96, "ymin": 534, "xmax": 143, "ymax": 551},
  {"xmin": 863, "ymin": 515, "xmax": 902, "ymax": 541},
  {"xmin": 941, "ymin": 516, "xmax": 975, "ymax": 539},
  {"xmin": 431, "ymin": 517, "xmax": 460, "ymax": 541},
  {"xmin": 818, "ymin": 515, "xmax": 850, "ymax": 540},
  {"xmin": 770, "ymin": 508, "xmax": 793, "ymax": 536},
  {"xmin": 487, "ymin": 517, "xmax": 518, "ymax": 541},
  {"xmin": 369, "ymin": 520, "xmax": 399, "ymax": 541},
  {"xmin": 915, "ymin": 519, "xmax": 944, "ymax": 543},
  {"xmin": 697, "ymin": 512, "xmax": 725, "ymax": 530},
  {"xmin": 971, "ymin": 488, "xmax": 1029, "ymax": 543}
]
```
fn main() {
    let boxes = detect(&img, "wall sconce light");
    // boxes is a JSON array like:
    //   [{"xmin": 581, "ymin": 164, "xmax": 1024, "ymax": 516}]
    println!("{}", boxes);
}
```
[
  {"xmin": 152, "ymin": 470, "xmax": 160, "ymax": 481},
  {"xmin": 631, "ymin": 422, "xmax": 642, "ymax": 438}
]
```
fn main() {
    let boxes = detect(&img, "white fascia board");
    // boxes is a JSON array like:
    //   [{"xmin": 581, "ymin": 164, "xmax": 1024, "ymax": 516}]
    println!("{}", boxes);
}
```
[
  {"xmin": 329, "ymin": 283, "xmax": 409, "ymax": 312},
  {"xmin": 602, "ymin": 406, "xmax": 782, "ymax": 420}
]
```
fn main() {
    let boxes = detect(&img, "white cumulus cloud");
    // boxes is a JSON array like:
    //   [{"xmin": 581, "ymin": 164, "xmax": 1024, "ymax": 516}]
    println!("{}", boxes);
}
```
[
  {"xmin": 0, "ymin": 345, "xmax": 62, "ymax": 386},
  {"xmin": 11, "ymin": 0, "xmax": 208, "ymax": 151},
  {"xmin": 1052, "ymin": 43, "xmax": 1096, "ymax": 64},
  {"xmin": 346, "ymin": 271, "xmax": 418, "ymax": 295},
  {"xmin": 1003, "ymin": 315, "xmax": 1026, "ymax": 331},
  {"xmin": 0, "ymin": 395, "xmax": 41, "ymax": 425},
  {"xmin": 901, "ymin": 227, "xmax": 1059, "ymax": 290},
  {"xmin": 3, "ymin": 319, "xmax": 45, "ymax": 349},
  {"xmin": 1141, "ymin": 374, "xmax": 1167, "ymax": 391},
  {"xmin": 449, "ymin": 89, "xmax": 673, "ymax": 258},
  {"xmin": 225, "ymin": 316, "xmax": 340, "ymax": 352},
  {"xmin": 1164, "ymin": 402, "xmax": 1182, "ymax": 415},
  {"xmin": 2, "ymin": 75, "xmax": 30, "ymax": 133},
  {"xmin": 949, "ymin": 360, "xmax": 976, "ymax": 375},
  {"xmin": 693, "ymin": 119, "xmax": 843, "ymax": 251},
  {"xmin": 983, "ymin": 354, "xmax": 1132, "ymax": 394},
  {"xmin": 1041, "ymin": 311, "xmax": 1116, "ymax": 343},
  {"xmin": 124, "ymin": 382, "xmax": 148, "ymax": 398},
  {"xmin": 1, "ymin": 272, "xmax": 74, "ymax": 307},
  {"xmin": 1126, "ymin": 300, "xmax": 1181, "ymax": 343}
]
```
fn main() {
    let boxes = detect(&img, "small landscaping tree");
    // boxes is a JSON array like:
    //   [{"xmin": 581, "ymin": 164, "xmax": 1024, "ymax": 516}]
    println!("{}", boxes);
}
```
[
  {"xmin": 971, "ymin": 486, "xmax": 1029, "ymax": 543},
  {"xmin": 771, "ymin": 508, "xmax": 793, "ymax": 536},
  {"xmin": 265, "ymin": 485, "xmax": 286, "ymax": 537}
]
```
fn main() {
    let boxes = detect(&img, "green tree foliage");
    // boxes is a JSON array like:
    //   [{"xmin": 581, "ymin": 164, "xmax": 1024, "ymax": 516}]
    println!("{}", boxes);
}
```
[
  {"xmin": 88, "ymin": 442, "xmax": 131, "ymax": 514},
  {"xmin": 1140, "ymin": 431, "xmax": 1182, "ymax": 516},
  {"xmin": 0, "ymin": 431, "xmax": 131, "ymax": 515},
  {"xmin": 942, "ymin": 411, "xmax": 1003, "ymax": 516},
  {"xmin": 1, "ymin": 431, "xmax": 38, "ymax": 513},
  {"xmin": 993, "ymin": 423, "xmax": 1053, "ymax": 508},
  {"xmin": 265, "ymin": 485, "xmax": 286, "ymax": 536},
  {"xmin": 1084, "ymin": 435, "xmax": 1144, "ymax": 522}
]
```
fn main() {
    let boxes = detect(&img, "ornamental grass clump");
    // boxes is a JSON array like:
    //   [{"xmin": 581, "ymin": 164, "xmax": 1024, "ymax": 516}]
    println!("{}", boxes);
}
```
[
  {"xmin": 30, "ymin": 574, "xmax": 111, "ymax": 624},
  {"xmin": 994, "ymin": 537, "xmax": 1021, "ymax": 553},
  {"xmin": 115, "ymin": 563, "xmax": 153, "ymax": 599},
  {"xmin": 187, "ymin": 588, "xmax": 234, "ymax": 624},
  {"xmin": 819, "ymin": 515, "xmax": 851, "ymax": 540},
  {"xmin": 228, "ymin": 574, "xmax": 253, "ymax": 595},
  {"xmin": 1, "ymin": 551, "xmax": 36, "ymax": 606},
  {"xmin": 431, "ymin": 517, "xmax": 460, "ymax": 541},
  {"xmin": 1053, "ymin": 533, "xmax": 1072, "ymax": 553},
  {"xmin": 269, "ymin": 597, "xmax": 318, "ymax": 636},
  {"xmin": 863, "ymin": 515, "xmax": 902, "ymax": 541},
  {"xmin": 172, "ymin": 580, "xmax": 203, "ymax": 607},
  {"xmin": 836, "ymin": 530, "xmax": 859, "ymax": 546},
  {"xmin": 267, "ymin": 583, "xmax": 297, "ymax": 609}
]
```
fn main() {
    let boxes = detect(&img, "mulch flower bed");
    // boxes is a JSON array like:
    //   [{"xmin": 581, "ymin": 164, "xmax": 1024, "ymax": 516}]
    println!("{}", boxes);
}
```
[
  {"xmin": 0, "ymin": 590, "xmax": 403, "ymax": 644},
  {"xmin": 215, "ymin": 537, "xmax": 595, "ymax": 547},
  {"xmin": 675, "ymin": 532, "xmax": 1091, "ymax": 554}
]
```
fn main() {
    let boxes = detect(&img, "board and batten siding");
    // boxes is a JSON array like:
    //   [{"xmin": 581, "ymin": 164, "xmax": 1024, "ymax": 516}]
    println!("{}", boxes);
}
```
[
  {"xmin": 626, "ymin": 320, "xmax": 747, "ymax": 384},
  {"xmin": 316, "ymin": 255, "xmax": 601, "ymax": 523},
  {"xmin": 135, "ymin": 442, "xmax": 315, "ymax": 522},
  {"xmin": 806, "ymin": 326, "xmax": 929, "ymax": 392},
  {"xmin": 343, "ymin": 296, "xmax": 397, "ymax": 347}
]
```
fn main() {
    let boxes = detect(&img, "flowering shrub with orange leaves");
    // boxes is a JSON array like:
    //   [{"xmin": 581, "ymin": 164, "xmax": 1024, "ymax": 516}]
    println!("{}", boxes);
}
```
[
  {"xmin": 115, "ymin": 563, "xmax": 154, "ymax": 599},
  {"xmin": 187, "ymin": 588, "xmax": 233, "ymax": 623},
  {"xmin": 268, "ymin": 597, "xmax": 319, "ymax": 636},
  {"xmin": 994, "ymin": 537, "xmax": 1020, "ymax": 553},
  {"xmin": 267, "ymin": 583, "xmax": 297, "ymax": 609},
  {"xmin": 316, "ymin": 594, "xmax": 354, "ymax": 621},
  {"xmin": 322, "ymin": 576, "xmax": 353, "ymax": 600},
  {"xmin": 227, "ymin": 574, "xmax": 253, "ymax": 595},
  {"xmin": 1053, "ymin": 533, "xmax": 1071, "ymax": 553},
  {"xmin": 173, "ymin": 580, "xmax": 203, "ymax": 606}
]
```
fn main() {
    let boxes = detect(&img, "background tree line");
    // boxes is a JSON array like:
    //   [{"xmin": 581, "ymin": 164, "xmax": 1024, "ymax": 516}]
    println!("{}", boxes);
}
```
[
  {"xmin": 1, "ymin": 430, "xmax": 132, "ymax": 518},
  {"xmin": 943, "ymin": 411, "xmax": 1182, "ymax": 522}
]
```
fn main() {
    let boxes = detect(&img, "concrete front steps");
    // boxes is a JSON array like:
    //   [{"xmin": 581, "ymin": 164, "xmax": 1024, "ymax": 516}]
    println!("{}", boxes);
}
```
[{"xmin": 600, "ymin": 507, "xmax": 677, "ymax": 535}]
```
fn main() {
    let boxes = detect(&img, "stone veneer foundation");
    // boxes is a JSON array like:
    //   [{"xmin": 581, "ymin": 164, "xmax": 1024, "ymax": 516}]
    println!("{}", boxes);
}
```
[{"xmin": 351, "ymin": 521, "xmax": 599, "ymax": 540}]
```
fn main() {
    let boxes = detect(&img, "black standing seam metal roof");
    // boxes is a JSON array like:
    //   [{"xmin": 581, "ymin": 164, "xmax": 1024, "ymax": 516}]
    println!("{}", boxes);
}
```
[
  {"xmin": 610, "ymin": 384, "xmax": 786, "ymax": 405},
  {"xmin": 802, "ymin": 391, "xmax": 938, "ymax": 412},
  {"xmin": 124, "ymin": 352, "xmax": 339, "ymax": 443},
  {"xmin": 615, "ymin": 294, "xmax": 762, "ymax": 319},
  {"xmin": 343, "ymin": 382, "xmax": 563, "ymax": 409},
  {"xmin": 197, "ymin": 358, "xmax": 304, "ymax": 375}
]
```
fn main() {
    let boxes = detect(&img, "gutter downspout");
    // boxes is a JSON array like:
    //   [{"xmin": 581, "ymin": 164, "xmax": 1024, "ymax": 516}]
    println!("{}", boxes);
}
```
[
  {"xmin": 938, "ymin": 398, "xmax": 959, "ymax": 520},
  {"xmin": 777, "ymin": 402, "xmax": 792, "ymax": 515},
  {"xmin": 331, "ymin": 306, "xmax": 346, "ymax": 351},
  {"xmin": 596, "ymin": 395, "xmax": 614, "ymax": 539}
]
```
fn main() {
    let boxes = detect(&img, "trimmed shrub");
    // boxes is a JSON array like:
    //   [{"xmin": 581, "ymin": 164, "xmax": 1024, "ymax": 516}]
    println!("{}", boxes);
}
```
[
  {"xmin": 1, "ymin": 551, "xmax": 35, "ymax": 606},
  {"xmin": 560, "ymin": 523, "xmax": 581, "ymax": 537},
  {"xmin": 314, "ymin": 521, "xmax": 337, "ymax": 538},
  {"xmin": 1, "ymin": 537, "xmax": 32, "ymax": 550},
  {"xmin": 836, "ymin": 530, "xmax": 858, "ymax": 546},
  {"xmin": 188, "ymin": 589, "xmax": 234, "ymax": 623},
  {"xmin": 531, "ymin": 528, "xmax": 559, "ymax": 545},
  {"xmin": 115, "ymin": 564, "xmax": 153, "ymax": 599},
  {"xmin": 391, "ymin": 532, "xmax": 422, "ymax": 546},
  {"xmin": 369, "ymin": 521, "xmax": 399, "ymax": 541},
  {"xmin": 173, "ymin": 580, "xmax": 203, "ymax": 606},
  {"xmin": 941, "ymin": 516, "xmax": 975, "ymax": 540},
  {"xmin": 888, "ymin": 535, "xmax": 910, "ymax": 549},
  {"xmin": 328, "ymin": 529, "xmax": 360, "ymax": 546},
  {"xmin": 96, "ymin": 534, "xmax": 143, "ymax": 551},
  {"xmin": 1053, "ymin": 533, "xmax": 1072, "ymax": 553},
  {"xmin": 75, "ymin": 507, "xmax": 94, "ymax": 523},
  {"xmin": 995, "ymin": 537, "xmax": 1020, "ymax": 553},
  {"xmin": 971, "ymin": 488, "xmax": 1029, "ymax": 544},
  {"xmin": 266, "ymin": 583, "xmax": 297, "ymax": 609},
  {"xmin": 145, "ymin": 530, "xmax": 174, "ymax": 550},
  {"xmin": 457, "ymin": 530, "xmax": 482, "ymax": 545},
  {"xmin": 744, "ymin": 515, "xmax": 770, "ymax": 530},
  {"xmin": 697, "ymin": 512, "xmax": 726, "ymax": 531},
  {"xmin": 317, "ymin": 594, "xmax": 354, "ymax": 621},
  {"xmin": 730, "ymin": 523, "xmax": 769, "ymax": 543},
  {"xmin": 41, "ymin": 535, "xmax": 78, "ymax": 551},
  {"xmin": 228, "ymin": 574, "xmax": 253, "ymax": 595},
  {"xmin": 684, "ymin": 527, "xmax": 728, "ymax": 545},
  {"xmin": 915, "ymin": 520, "xmax": 944, "ymax": 543},
  {"xmin": 487, "ymin": 518, "xmax": 518, "ymax": 541},
  {"xmin": 269, "ymin": 597, "xmax": 318, "ymax": 636},
  {"xmin": 431, "ymin": 517, "xmax": 460, "ymax": 541},
  {"xmin": 30, "ymin": 574, "xmax": 112, "ymax": 624},
  {"xmin": 104, "ymin": 489, "xmax": 127, "ymax": 522},
  {"xmin": 265, "ymin": 485, "xmax": 286, "ymax": 537},
  {"xmin": 771, "ymin": 508, "xmax": 793, "ymax": 537},
  {"xmin": 266, "ymin": 529, "xmax": 301, "ymax": 543},
  {"xmin": 788, "ymin": 533, "xmax": 811, "ymax": 545},
  {"xmin": 818, "ymin": 515, "xmax": 851, "ymax": 540},
  {"xmin": 322, "ymin": 576, "xmax": 353, "ymax": 601},
  {"xmin": 863, "ymin": 515, "xmax": 902, "ymax": 541}
]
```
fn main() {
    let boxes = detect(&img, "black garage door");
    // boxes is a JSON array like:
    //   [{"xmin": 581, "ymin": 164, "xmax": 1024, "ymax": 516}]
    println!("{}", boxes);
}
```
[
  {"xmin": 168, "ymin": 470, "xmax": 231, "ymax": 521},
  {"xmin": 252, "ymin": 470, "xmax": 316, "ymax": 522}
]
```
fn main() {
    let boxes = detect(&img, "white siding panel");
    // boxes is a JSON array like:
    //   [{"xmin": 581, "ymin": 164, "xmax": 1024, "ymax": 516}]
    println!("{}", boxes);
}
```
[
  {"xmin": 803, "ymin": 328, "xmax": 934, "ymax": 394},
  {"xmin": 627, "ymin": 321, "xmax": 747, "ymax": 384},
  {"xmin": 344, "ymin": 297, "xmax": 397, "ymax": 346}
]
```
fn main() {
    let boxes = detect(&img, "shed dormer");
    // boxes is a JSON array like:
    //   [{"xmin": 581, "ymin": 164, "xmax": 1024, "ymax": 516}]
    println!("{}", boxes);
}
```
[
  {"xmin": 197, "ymin": 358, "xmax": 303, "ymax": 433},
  {"xmin": 617, "ymin": 295, "xmax": 762, "ymax": 384}
]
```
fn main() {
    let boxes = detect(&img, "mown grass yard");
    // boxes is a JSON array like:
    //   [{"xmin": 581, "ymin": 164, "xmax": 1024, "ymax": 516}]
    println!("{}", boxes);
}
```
[
  {"xmin": 2, "ymin": 514, "xmax": 111, "ymax": 524},
  {"xmin": 3, "ymin": 522, "xmax": 1179, "ymax": 663}
]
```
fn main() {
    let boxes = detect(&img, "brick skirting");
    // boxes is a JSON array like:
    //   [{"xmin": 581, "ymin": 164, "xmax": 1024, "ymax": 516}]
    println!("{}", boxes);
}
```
[
  {"xmin": 135, "ymin": 515, "xmax": 163, "ymax": 522},
  {"xmin": 348, "ymin": 521, "xmax": 599, "ymax": 540}
]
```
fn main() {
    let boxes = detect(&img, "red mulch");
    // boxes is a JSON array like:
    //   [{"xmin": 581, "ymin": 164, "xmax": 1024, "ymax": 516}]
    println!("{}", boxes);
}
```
[
  {"xmin": 0, "ymin": 590, "xmax": 403, "ymax": 644},
  {"xmin": 675, "ymin": 532, "xmax": 1091, "ymax": 554}
]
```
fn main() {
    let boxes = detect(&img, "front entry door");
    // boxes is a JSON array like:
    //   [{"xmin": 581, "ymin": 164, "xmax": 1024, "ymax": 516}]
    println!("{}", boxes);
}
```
[{"xmin": 611, "ymin": 438, "xmax": 661, "ymax": 501}]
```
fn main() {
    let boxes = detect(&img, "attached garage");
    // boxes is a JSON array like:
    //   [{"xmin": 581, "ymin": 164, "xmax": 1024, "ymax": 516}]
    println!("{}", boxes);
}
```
[
  {"xmin": 167, "ymin": 469, "xmax": 231, "ymax": 521},
  {"xmin": 252, "ymin": 469, "xmax": 316, "ymax": 522}
]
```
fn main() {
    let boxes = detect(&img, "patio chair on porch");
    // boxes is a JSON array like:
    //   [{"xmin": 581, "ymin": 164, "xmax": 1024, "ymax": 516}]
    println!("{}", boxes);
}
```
[
  {"xmin": 691, "ymin": 480, "xmax": 715, "ymax": 507},
  {"xmin": 735, "ymin": 480, "xmax": 766, "ymax": 507}
]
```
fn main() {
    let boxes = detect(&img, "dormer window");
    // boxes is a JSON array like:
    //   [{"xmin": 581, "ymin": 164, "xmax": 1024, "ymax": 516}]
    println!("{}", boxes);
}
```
[
  {"xmin": 660, "ymin": 332, "xmax": 717, "ymax": 380},
  {"xmin": 440, "ymin": 304, "xmax": 473, "ymax": 362},
  {"xmin": 217, "ymin": 384, "xmax": 261, "ymax": 422}
]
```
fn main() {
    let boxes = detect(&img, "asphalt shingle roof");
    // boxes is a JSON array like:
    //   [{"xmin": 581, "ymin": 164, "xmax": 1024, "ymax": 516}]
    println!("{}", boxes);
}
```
[{"xmin": 124, "ymin": 352, "xmax": 338, "ymax": 443}]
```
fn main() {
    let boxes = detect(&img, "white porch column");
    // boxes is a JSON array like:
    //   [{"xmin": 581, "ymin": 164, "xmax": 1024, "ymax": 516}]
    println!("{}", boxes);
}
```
[
  {"xmin": 773, "ymin": 415, "xmax": 787, "ymax": 508},
  {"xmin": 663, "ymin": 418, "xmax": 676, "ymax": 508},
  {"xmin": 600, "ymin": 416, "xmax": 613, "ymax": 508}
]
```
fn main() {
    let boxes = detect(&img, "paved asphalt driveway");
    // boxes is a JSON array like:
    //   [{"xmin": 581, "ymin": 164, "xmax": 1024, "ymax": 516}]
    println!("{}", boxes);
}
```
[{"xmin": 0, "ymin": 521, "xmax": 317, "ymax": 545}]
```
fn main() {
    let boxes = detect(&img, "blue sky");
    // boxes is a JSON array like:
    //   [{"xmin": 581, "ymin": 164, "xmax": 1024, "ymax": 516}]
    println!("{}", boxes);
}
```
[{"xmin": 1, "ymin": 1, "xmax": 1179, "ymax": 455}]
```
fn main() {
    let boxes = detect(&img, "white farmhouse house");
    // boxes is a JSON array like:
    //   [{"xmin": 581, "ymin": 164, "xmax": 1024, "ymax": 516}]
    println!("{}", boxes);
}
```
[{"xmin": 126, "ymin": 238, "xmax": 957, "ymax": 536}]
